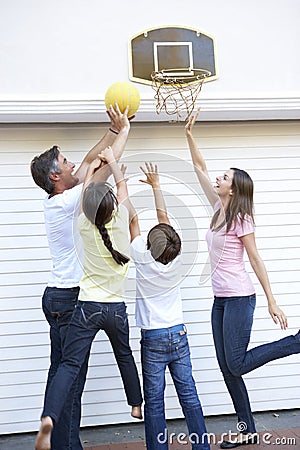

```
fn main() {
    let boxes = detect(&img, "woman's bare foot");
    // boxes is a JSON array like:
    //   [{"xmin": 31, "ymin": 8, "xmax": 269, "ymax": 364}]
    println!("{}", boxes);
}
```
[
  {"xmin": 35, "ymin": 416, "xmax": 53, "ymax": 450},
  {"xmin": 131, "ymin": 405, "xmax": 143, "ymax": 419}
]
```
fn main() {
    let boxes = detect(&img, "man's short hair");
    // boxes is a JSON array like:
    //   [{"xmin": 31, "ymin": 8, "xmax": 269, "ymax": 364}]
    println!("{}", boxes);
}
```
[
  {"xmin": 30, "ymin": 146, "xmax": 60, "ymax": 194},
  {"xmin": 147, "ymin": 223, "xmax": 181, "ymax": 265}
]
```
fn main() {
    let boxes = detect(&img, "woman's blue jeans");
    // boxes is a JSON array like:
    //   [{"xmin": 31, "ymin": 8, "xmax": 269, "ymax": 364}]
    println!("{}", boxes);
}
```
[
  {"xmin": 141, "ymin": 324, "xmax": 210, "ymax": 450},
  {"xmin": 42, "ymin": 300, "xmax": 142, "ymax": 424},
  {"xmin": 42, "ymin": 286, "xmax": 89, "ymax": 450},
  {"xmin": 212, "ymin": 294, "xmax": 300, "ymax": 433}
]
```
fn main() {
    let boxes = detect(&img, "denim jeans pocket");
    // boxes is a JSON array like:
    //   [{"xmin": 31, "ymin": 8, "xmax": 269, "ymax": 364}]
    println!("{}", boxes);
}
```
[
  {"xmin": 142, "ymin": 337, "xmax": 168, "ymax": 358},
  {"xmin": 114, "ymin": 303, "xmax": 128, "ymax": 329},
  {"xmin": 142, "ymin": 340, "xmax": 168, "ymax": 374},
  {"xmin": 43, "ymin": 287, "xmax": 79, "ymax": 316},
  {"xmin": 80, "ymin": 302, "xmax": 107, "ymax": 327},
  {"xmin": 173, "ymin": 333, "xmax": 190, "ymax": 360},
  {"xmin": 76, "ymin": 301, "xmax": 105, "ymax": 328}
]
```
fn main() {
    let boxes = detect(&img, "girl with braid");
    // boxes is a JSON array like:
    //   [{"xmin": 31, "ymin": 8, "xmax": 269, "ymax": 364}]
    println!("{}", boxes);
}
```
[
  {"xmin": 35, "ymin": 144, "xmax": 142, "ymax": 449},
  {"xmin": 77, "ymin": 146, "xmax": 142, "ymax": 418}
]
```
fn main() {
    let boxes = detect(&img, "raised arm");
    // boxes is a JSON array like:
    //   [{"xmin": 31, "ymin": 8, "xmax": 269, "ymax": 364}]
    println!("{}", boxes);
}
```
[
  {"xmin": 98, "ymin": 149, "xmax": 140, "ymax": 242},
  {"xmin": 75, "ymin": 104, "xmax": 131, "ymax": 183},
  {"xmin": 185, "ymin": 108, "xmax": 218, "ymax": 207},
  {"xmin": 95, "ymin": 147, "xmax": 128, "ymax": 202},
  {"xmin": 79, "ymin": 155, "xmax": 102, "ymax": 213},
  {"xmin": 140, "ymin": 162, "xmax": 170, "ymax": 225},
  {"xmin": 85, "ymin": 107, "xmax": 131, "ymax": 184}
]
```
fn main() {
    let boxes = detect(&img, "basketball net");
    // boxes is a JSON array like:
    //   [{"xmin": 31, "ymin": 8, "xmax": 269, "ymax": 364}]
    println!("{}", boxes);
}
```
[{"xmin": 151, "ymin": 68, "xmax": 211, "ymax": 121}]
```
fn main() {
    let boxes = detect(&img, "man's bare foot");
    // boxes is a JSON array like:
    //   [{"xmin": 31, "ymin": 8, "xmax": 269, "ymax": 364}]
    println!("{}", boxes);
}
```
[
  {"xmin": 35, "ymin": 416, "xmax": 53, "ymax": 450},
  {"xmin": 131, "ymin": 405, "xmax": 143, "ymax": 419}
]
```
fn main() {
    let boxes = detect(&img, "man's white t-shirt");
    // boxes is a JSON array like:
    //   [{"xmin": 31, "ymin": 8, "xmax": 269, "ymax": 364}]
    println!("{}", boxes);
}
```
[
  {"xmin": 44, "ymin": 184, "xmax": 83, "ymax": 288},
  {"xmin": 130, "ymin": 235, "xmax": 183, "ymax": 329}
]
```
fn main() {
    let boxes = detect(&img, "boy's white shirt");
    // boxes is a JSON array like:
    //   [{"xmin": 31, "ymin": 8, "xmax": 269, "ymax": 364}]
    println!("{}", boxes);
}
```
[{"xmin": 130, "ymin": 235, "xmax": 183, "ymax": 329}]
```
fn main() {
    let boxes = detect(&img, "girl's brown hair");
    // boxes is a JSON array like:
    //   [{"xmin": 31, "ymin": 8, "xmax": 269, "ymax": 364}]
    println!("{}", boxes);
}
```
[
  {"xmin": 82, "ymin": 182, "xmax": 129, "ymax": 266},
  {"xmin": 211, "ymin": 168, "xmax": 255, "ymax": 233}
]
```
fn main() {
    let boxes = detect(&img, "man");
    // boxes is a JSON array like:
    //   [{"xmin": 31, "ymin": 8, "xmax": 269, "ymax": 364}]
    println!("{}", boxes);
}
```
[{"xmin": 30, "ymin": 105, "xmax": 131, "ymax": 450}]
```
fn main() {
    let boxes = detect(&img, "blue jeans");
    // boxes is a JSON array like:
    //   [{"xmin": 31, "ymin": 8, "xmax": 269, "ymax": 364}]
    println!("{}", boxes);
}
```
[
  {"xmin": 141, "ymin": 324, "xmax": 210, "ymax": 450},
  {"xmin": 212, "ymin": 294, "xmax": 300, "ymax": 433},
  {"xmin": 42, "ymin": 286, "xmax": 89, "ymax": 450},
  {"xmin": 42, "ymin": 301, "xmax": 142, "ymax": 423}
]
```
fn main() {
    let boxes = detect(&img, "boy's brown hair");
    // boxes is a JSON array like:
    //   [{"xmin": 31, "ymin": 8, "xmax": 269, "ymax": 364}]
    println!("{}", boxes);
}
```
[{"xmin": 147, "ymin": 223, "xmax": 181, "ymax": 265}]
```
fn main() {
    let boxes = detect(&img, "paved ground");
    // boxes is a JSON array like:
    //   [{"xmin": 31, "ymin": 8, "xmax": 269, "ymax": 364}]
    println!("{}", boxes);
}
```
[{"xmin": 0, "ymin": 409, "xmax": 299, "ymax": 449}]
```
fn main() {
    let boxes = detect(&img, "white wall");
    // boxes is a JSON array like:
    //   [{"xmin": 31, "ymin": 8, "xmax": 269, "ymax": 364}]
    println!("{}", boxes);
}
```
[
  {"xmin": 0, "ymin": 120, "xmax": 299, "ymax": 434},
  {"xmin": 0, "ymin": 0, "xmax": 299, "ymax": 122}
]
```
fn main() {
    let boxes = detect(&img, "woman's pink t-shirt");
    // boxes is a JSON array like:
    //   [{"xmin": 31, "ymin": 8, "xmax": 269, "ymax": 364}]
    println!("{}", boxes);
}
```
[{"xmin": 205, "ymin": 205, "xmax": 255, "ymax": 297}]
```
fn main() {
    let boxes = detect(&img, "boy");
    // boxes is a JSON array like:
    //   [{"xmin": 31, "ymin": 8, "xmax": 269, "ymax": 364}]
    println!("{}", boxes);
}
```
[{"xmin": 130, "ymin": 162, "xmax": 210, "ymax": 450}]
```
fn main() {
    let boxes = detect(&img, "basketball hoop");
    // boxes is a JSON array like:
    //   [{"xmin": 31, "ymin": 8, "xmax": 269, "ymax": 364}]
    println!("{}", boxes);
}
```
[{"xmin": 151, "ymin": 68, "xmax": 211, "ymax": 120}]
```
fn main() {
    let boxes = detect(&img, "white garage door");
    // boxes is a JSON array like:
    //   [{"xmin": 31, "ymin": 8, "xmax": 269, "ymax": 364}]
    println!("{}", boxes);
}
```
[{"xmin": 0, "ymin": 120, "xmax": 299, "ymax": 434}]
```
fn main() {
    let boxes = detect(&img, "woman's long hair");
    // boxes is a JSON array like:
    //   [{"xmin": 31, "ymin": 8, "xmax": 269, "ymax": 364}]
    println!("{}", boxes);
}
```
[
  {"xmin": 211, "ymin": 168, "xmax": 255, "ymax": 233},
  {"xmin": 82, "ymin": 182, "xmax": 129, "ymax": 266}
]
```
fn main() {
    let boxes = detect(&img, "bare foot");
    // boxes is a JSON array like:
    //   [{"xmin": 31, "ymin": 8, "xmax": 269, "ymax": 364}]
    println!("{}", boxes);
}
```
[
  {"xmin": 131, "ymin": 405, "xmax": 143, "ymax": 420},
  {"xmin": 35, "ymin": 416, "xmax": 53, "ymax": 450}
]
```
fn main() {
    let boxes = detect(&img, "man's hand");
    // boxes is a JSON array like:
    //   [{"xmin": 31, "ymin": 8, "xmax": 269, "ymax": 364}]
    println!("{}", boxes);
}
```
[
  {"xmin": 106, "ymin": 104, "xmax": 131, "ymax": 133},
  {"xmin": 139, "ymin": 162, "xmax": 160, "ymax": 188}
]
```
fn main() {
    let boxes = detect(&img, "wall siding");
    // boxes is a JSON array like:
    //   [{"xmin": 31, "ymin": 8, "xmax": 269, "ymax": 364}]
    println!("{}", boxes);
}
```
[{"xmin": 0, "ymin": 121, "xmax": 299, "ymax": 434}]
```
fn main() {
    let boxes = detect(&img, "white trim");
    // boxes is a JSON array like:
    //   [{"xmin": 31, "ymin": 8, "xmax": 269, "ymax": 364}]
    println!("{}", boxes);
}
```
[{"xmin": 0, "ymin": 97, "xmax": 300, "ymax": 122}]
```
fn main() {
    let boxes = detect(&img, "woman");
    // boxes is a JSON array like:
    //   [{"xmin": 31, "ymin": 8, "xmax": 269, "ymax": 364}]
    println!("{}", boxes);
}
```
[
  {"xmin": 35, "ymin": 144, "xmax": 142, "ymax": 450},
  {"xmin": 185, "ymin": 108, "xmax": 300, "ymax": 449}
]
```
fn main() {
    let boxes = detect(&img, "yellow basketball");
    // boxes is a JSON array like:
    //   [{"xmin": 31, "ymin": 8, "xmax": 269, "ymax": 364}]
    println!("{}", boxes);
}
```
[{"xmin": 105, "ymin": 82, "xmax": 140, "ymax": 117}]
